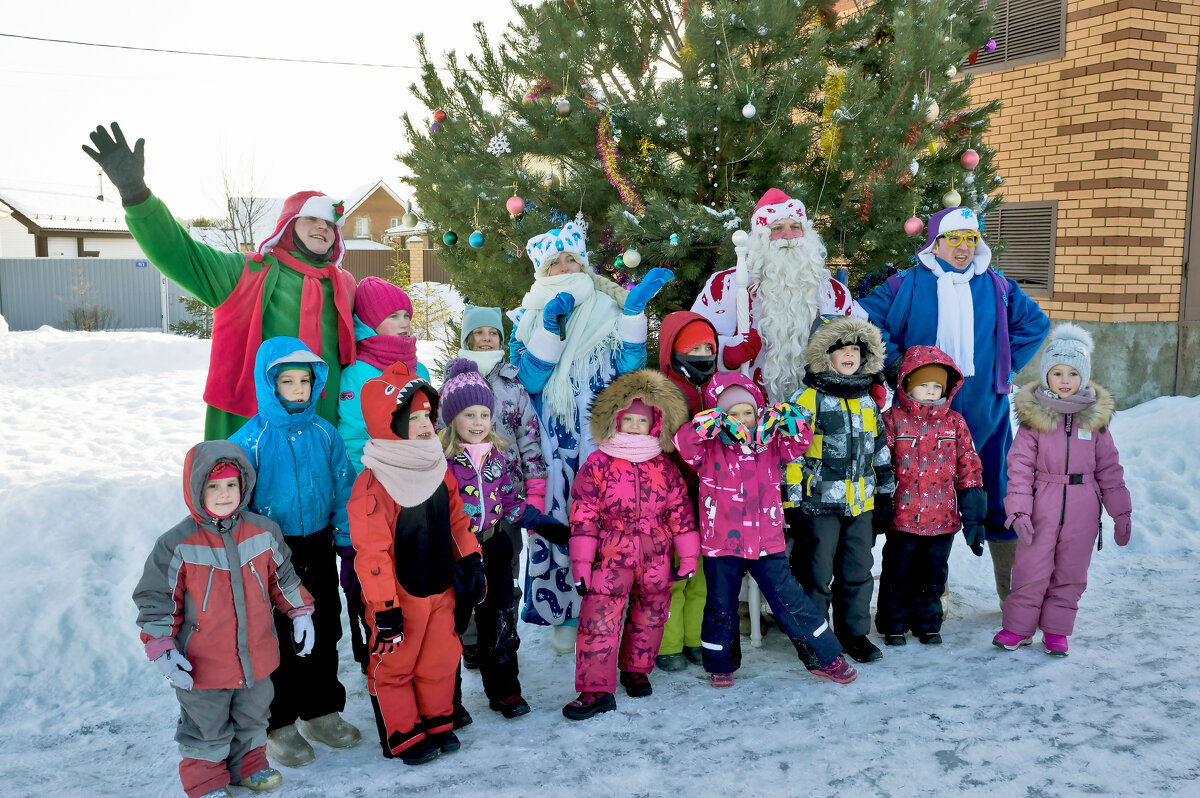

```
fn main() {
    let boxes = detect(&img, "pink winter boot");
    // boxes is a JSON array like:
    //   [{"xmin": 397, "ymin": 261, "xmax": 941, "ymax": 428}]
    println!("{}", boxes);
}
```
[
  {"xmin": 992, "ymin": 629, "xmax": 1033, "ymax": 651},
  {"xmin": 1043, "ymin": 633, "xmax": 1069, "ymax": 657}
]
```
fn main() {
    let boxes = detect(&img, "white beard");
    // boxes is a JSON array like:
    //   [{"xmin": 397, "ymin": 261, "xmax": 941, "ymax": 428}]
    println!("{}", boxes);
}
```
[{"xmin": 747, "ymin": 223, "xmax": 830, "ymax": 401}]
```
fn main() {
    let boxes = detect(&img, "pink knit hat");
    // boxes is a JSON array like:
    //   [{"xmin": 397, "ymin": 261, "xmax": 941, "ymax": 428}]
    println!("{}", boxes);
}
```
[{"xmin": 355, "ymin": 276, "xmax": 414, "ymax": 332}]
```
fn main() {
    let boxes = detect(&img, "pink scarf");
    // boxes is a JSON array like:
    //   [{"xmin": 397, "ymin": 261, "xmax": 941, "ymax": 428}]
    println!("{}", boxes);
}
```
[
  {"xmin": 361, "ymin": 438, "xmax": 447, "ymax": 506},
  {"xmin": 357, "ymin": 333, "xmax": 418, "ymax": 372},
  {"xmin": 597, "ymin": 432, "xmax": 662, "ymax": 463}
]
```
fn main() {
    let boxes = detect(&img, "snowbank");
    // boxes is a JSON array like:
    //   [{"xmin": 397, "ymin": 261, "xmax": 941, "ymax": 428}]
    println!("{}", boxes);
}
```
[{"xmin": 1, "ymin": 328, "xmax": 1198, "ymax": 796}]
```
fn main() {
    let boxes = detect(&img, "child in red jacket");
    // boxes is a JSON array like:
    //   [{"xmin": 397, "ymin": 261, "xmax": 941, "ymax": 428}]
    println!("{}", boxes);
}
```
[
  {"xmin": 133, "ymin": 441, "xmax": 315, "ymax": 798},
  {"xmin": 563, "ymin": 370, "xmax": 699, "ymax": 720},
  {"xmin": 347, "ymin": 363, "xmax": 484, "ymax": 765},
  {"xmin": 876, "ymin": 346, "xmax": 986, "ymax": 646}
]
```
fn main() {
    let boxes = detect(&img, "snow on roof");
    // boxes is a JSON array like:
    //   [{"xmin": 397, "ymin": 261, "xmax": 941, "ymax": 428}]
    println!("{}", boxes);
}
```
[
  {"xmin": 344, "ymin": 238, "xmax": 393, "ymax": 251},
  {"xmin": 0, "ymin": 187, "xmax": 130, "ymax": 233},
  {"xmin": 342, "ymin": 180, "xmax": 408, "ymax": 216}
]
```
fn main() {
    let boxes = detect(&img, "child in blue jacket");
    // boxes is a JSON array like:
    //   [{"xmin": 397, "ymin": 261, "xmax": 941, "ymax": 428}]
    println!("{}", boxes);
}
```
[{"xmin": 229, "ymin": 336, "xmax": 361, "ymax": 767}]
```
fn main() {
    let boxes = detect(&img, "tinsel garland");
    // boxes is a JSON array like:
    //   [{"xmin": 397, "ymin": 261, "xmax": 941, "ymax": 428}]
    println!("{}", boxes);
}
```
[
  {"xmin": 819, "ymin": 67, "xmax": 845, "ymax": 158},
  {"xmin": 596, "ymin": 113, "xmax": 645, "ymax": 216}
]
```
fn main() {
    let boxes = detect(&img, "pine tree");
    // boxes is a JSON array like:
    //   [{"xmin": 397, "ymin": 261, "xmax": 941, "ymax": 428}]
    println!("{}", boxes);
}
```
[
  {"xmin": 170, "ymin": 295, "xmax": 213, "ymax": 339},
  {"xmin": 399, "ymin": 0, "xmax": 1001, "ymax": 314}
]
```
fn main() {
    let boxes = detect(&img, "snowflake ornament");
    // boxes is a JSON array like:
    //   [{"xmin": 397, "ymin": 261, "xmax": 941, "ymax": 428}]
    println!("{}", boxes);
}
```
[
  {"xmin": 530, "ymin": 33, "xmax": 541, "ymax": 50},
  {"xmin": 573, "ymin": 211, "xmax": 589, "ymax": 234},
  {"xmin": 486, "ymin": 132, "xmax": 511, "ymax": 157}
]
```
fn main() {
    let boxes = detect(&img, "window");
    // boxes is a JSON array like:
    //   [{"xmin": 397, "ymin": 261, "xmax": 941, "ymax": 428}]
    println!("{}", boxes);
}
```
[
  {"xmin": 354, "ymin": 216, "xmax": 370, "ymax": 239},
  {"xmin": 965, "ymin": 0, "xmax": 1065, "ymax": 73},
  {"xmin": 984, "ymin": 201, "xmax": 1057, "ymax": 297},
  {"xmin": 390, "ymin": 216, "xmax": 402, "ymax": 228}
]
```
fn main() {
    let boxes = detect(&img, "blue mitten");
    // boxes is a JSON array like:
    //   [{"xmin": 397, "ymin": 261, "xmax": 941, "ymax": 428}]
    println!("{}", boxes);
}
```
[
  {"xmin": 543, "ymin": 292, "xmax": 576, "ymax": 336},
  {"xmin": 623, "ymin": 267, "xmax": 674, "ymax": 316}
]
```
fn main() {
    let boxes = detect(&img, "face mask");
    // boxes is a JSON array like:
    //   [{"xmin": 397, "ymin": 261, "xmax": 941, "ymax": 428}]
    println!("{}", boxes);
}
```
[{"xmin": 671, "ymin": 352, "xmax": 717, "ymax": 387}]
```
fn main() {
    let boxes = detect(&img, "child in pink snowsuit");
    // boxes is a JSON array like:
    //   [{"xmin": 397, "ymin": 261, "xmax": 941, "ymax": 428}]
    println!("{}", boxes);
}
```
[
  {"xmin": 562, "ymin": 370, "xmax": 699, "ymax": 720},
  {"xmin": 994, "ymin": 324, "xmax": 1132, "ymax": 657}
]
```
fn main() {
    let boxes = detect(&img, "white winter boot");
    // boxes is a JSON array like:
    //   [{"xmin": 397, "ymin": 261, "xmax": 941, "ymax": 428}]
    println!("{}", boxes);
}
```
[
  {"xmin": 266, "ymin": 724, "xmax": 315, "ymax": 767},
  {"xmin": 298, "ymin": 712, "xmax": 362, "ymax": 749}
]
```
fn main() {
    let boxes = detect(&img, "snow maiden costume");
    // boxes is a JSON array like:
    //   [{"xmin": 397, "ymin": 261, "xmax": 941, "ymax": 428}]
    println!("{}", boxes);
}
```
[{"xmin": 508, "ymin": 223, "xmax": 673, "ymax": 630}]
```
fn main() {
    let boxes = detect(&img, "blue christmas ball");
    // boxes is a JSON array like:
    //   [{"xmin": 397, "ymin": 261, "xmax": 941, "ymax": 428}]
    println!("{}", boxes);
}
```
[{"xmin": 469, "ymin": 230, "xmax": 485, "ymax": 248}]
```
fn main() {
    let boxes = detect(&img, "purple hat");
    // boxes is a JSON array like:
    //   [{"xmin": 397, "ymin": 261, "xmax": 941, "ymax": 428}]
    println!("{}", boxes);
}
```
[
  {"xmin": 439, "ymin": 358, "xmax": 496, "ymax": 425},
  {"xmin": 917, "ymin": 207, "xmax": 992, "ymax": 271}
]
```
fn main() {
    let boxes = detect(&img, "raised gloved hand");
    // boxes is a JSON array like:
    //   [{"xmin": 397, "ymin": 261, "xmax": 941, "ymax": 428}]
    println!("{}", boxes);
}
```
[
  {"xmin": 1114, "ymin": 514, "xmax": 1132, "ymax": 546},
  {"xmin": 717, "ymin": 414, "xmax": 751, "ymax": 446},
  {"xmin": 81, "ymin": 123, "xmax": 149, "ymax": 206},
  {"xmin": 723, "ymin": 328, "xmax": 762, "ymax": 369},
  {"xmin": 759, "ymin": 402, "xmax": 808, "ymax": 443},
  {"xmin": 962, "ymin": 522, "xmax": 986, "ymax": 556},
  {"xmin": 1008, "ymin": 514, "xmax": 1035, "ymax": 545},
  {"xmin": 371, "ymin": 607, "xmax": 405, "ymax": 655},
  {"xmin": 154, "ymin": 649, "xmax": 194, "ymax": 690},
  {"xmin": 872, "ymin": 494, "xmax": 894, "ymax": 537},
  {"xmin": 622, "ymin": 267, "xmax": 674, "ymax": 316},
  {"xmin": 292, "ymin": 614, "xmax": 315, "ymax": 657},
  {"xmin": 534, "ymin": 517, "xmax": 572, "ymax": 545},
  {"xmin": 542, "ymin": 292, "xmax": 576, "ymax": 337},
  {"xmin": 337, "ymin": 545, "xmax": 359, "ymax": 594},
  {"xmin": 692, "ymin": 408, "xmax": 725, "ymax": 440}
]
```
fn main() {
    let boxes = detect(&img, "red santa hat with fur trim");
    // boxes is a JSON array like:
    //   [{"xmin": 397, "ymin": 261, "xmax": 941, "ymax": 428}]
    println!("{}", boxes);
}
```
[
  {"xmin": 257, "ymin": 191, "xmax": 347, "ymax": 265},
  {"xmin": 751, "ymin": 188, "xmax": 807, "ymax": 229}
]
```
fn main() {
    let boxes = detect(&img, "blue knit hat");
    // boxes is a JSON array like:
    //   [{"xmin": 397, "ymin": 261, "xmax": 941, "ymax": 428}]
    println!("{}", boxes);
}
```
[{"xmin": 460, "ymin": 305, "xmax": 505, "ymax": 349}]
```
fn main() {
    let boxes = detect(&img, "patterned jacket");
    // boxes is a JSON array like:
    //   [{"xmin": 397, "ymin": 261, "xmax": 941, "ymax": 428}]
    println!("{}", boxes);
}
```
[
  {"xmin": 784, "ymin": 316, "xmax": 895, "ymax": 516},
  {"xmin": 483, "ymin": 360, "xmax": 549, "ymax": 510},
  {"xmin": 883, "ymin": 345, "xmax": 984, "ymax": 535},
  {"xmin": 446, "ymin": 443, "xmax": 526, "ymax": 542},
  {"xmin": 133, "ymin": 441, "xmax": 313, "ymax": 690}
]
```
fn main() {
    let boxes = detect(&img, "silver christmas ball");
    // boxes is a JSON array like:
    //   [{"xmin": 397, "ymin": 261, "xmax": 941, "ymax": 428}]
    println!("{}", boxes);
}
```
[
  {"xmin": 655, "ymin": 115, "xmax": 667, "ymax": 128},
  {"xmin": 556, "ymin": 98, "xmax": 572, "ymax": 117},
  {"xmin": 742, "ymin": 102, "xmax": 757, "ymax": 119}
]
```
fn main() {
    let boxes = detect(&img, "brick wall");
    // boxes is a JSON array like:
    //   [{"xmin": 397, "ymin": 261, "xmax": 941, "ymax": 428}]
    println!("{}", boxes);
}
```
[
  {"xmin": 968, "ymin": 0, "xmax": 1199, "ymax": 322},
  {"xmin": 345, "ymin": 188, "xmax": 406, "ymax": 244}
]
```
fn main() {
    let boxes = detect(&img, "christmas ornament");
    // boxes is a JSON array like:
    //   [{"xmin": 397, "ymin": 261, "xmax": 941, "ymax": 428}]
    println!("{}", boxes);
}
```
[
  {"xmin": 669, "ymin": 233, "xmax": 680, "ymax": 246},
  {"xmin": 556, "ymin": 98, "xmax": 572, "ymax": 117},
  {"xmin": 613, "ymin": 254, "xmax": 625, "ymax": 269},
  {"xmin": 573, "ymin": 211, "xmax": 589, "ymax": 234},
  {"xmin": 622, "ymin": 248, "xmax": 642, "ymax": 269},
  {"xmin": 909, "ymin": 160, "xmax": 919, "ymax": 176},
  {"xmin": 985, "ymin": 39, "xmax": 997, "ymax": 52},
  {"xmin": 433, "ymin": 109, "xmax": 447, "ymax": 123},
  {"xmin": 742, "ymin": 102, "xmax": 757, "ymax": 119},
  {"xmin": 942, "ymin": 189, "xmax": 961, "ymax": 208},
  {"xmin": 597, "ymin": 113, "xmax": 645, "ymax": 215},
  {"xmin": 655, "ymin": 115, "xmax": 667, "ymax": 128},
  {"xmin": 924, "ymin": 99, "xmax": 940, "ymax": 123},
  {"xmin": 401, "ymin": 211, "xmax": 418, "ymax": 228},
  {"xmin": 960, "ymin": 149, "xmax": 980, "ymax": 170},
  {"xmin": 928, "ymin": 140, "xmax": 939, "ymax": 155},
  {"xmin": 543, "ymin": 171, "xmax": 560, "ymax": 189},
  {"xmin": 506, "ymin": 195, "xmax": 526, "ymax": 218},
  {"xmin": 443, "ymin": 230, "xmax": 458, "ymax": 246},
  {"xmin": 904, "ymin": 216, "xmax": 925, "ymax": 236},
  {"xmin": 945, "ymin": 65, "xmax": 957, "ymax": 79},
  {"xmin": 486, "ymin": 132, "xmax": 511, "ymax": 157},
  {"xmin": 469, "ymin": 230, "xmax": 485, "ymax": 248},
  {"xmin": 559, "ymin": 51, "xmax": 568, "ymax": 60},
  {"xmin": 430, "ymin": 122, "xmax": 443, "ymax": 133}
]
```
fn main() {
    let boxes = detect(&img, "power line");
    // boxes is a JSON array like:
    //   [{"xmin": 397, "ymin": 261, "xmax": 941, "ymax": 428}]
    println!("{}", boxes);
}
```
[{"xmin": 0, "ymin": 32, "xmax": 464, "ymax": 71}]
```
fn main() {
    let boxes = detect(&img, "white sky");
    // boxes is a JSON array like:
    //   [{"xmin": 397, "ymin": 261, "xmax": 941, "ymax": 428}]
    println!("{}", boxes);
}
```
[{"xmin": 0, "ymin": 1, "xmax": 532, "ymax": 219}]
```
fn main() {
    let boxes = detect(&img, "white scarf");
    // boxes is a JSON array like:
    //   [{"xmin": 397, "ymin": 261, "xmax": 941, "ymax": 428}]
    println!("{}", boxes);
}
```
[
  {"xmin": 515, "ymin": 272, "xmax": 621, "ymax": 424},
  {"xmin": 923, "ymin": 257, "xmax": 988, "ymax": 377},
  {"xmin": 459, "ymin": 348, "xmax": 504, "ymax": 375},
  {"xmin": 362, "ymin": 438, "xmax": 447, "ymax": 506}
]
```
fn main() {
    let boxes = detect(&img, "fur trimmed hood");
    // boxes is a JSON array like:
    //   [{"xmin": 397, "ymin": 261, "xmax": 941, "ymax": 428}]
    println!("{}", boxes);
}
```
[
  {"xmin": 1013, "ymin": 381, "xmax": 1115, "ymax": 432},
  {"xmin": 805, "ymin": 315, "xmax": 885, "ymax": 376},
  {"xmin": 589, "ymin": 369, "xmax": 689, "ymax": 452}
]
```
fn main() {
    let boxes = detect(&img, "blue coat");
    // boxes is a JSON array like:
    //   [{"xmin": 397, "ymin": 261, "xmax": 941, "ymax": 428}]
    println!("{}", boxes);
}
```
[{"xmin": 229, "ymin": 336, "xmax": 357, "ymax": 546}]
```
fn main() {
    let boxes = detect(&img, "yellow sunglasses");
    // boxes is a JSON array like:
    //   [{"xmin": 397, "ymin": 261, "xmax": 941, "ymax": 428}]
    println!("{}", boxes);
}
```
[{"xmin": 940, "ymin": 232, "xmax": 980, "ymax": 247}]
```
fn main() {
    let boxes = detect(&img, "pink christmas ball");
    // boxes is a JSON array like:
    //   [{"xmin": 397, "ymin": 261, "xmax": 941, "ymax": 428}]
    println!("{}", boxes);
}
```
[
  {"xmin": 506, "ymin": 195, "xmax": 526, "ymax": 216},
  {"xmin": 904, "ymin": 216, "xmax": 925, "ymax": 237},
  {"xmin": 960, "ymin": 149, "xmax": 980, "ymax": 170}
]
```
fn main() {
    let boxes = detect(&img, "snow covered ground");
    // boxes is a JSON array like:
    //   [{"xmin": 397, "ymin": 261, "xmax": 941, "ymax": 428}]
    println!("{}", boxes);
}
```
[{"xmin": 1, "ymin": 327, "xmax": 1198, "ymax": 797}]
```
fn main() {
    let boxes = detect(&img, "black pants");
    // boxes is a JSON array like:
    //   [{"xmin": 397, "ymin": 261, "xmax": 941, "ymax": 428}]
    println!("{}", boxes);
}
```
[
  {"xmin": 462, "ymin": 530, "xmax": 521, "ymax": 701},
  {"xmin": 875, "ymin": 531, "xmax": 955, "ymax": 636},
  {"xmin": 789, "ymin": 511, "xmax": 875, "ymax": 641},
  {"xmin": 268, "ymin": 529, "xmax": 347, "ymax": 731}
]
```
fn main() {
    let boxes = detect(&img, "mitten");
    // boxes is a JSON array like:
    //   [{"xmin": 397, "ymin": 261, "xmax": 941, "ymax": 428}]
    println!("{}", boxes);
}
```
[
  {"xmin": 153, "ymin": 649, "xmax": 194, "ymax": 690},
  {"xmin": 872, "ymin": 494, "xmax": 894, "ymax": 537},
  {"xmin": 534, "ymin": 517, "xmax": 572, "ymax": 545},
  {"xmin": 1008, "ymin": 513, "xmax": 1035, "ymax": 545},
  {"xmin": 574, "ymin": 566, "xmax": 592, "ymax": 597},
  {"xmin": 962, "ymin": 522, "xmax": 986, "ymax": 556},
  {"xmin": 456, "ymin": 553, "xmax": 487, "ymax": 606},
  {"xmin": 882, "ymin": 358, "xmax": 902, "ymax": 390},
  {"xmin": 676, "ymin": 557, "xmax": 698, "ymax": 579},
  {"xmin": 692, "ymin": 408, "xmax": 725, "ymax": 440},
  {"xmin": 542, "ymin": 292, "xmax": 576, "ymax": 337},
  {"xmin": 622, "ymin": 267, "xmax": 674, "ymax": 315},
  {"xmin": 957, "ymin": 487, "xmax": 987, "ymax": 556},
  {"xmin": 869, "ymin": 381, "xmax": 888, "ymax": 410},
  {"xmin": 717, "ymin": 414, "xmax": 751, "ymax": 446},
  {"xmin": 518, "ymin": 504, "xmax": 542, "ymax": 530},
  {"xmin": 723, "ymin": 328, "xmax": 763, "ymax": 369},
  {"xmin": 371, "ymin": 607, "xmax": 405, "ymax": 655},
  {"xmin": 1114, "ymin": 514, "xmax": 1132, "ymax": 546},
  {"xmin": 81, "ymin": 123, "xmax": 149, "ymax": 206},
  {"xmin": 337, "ymin": 545, "xmax": 359, "ymax": 594},
  {"xmin": 292, "ymin": 614, "xmax": 315, "ymax": 657}
]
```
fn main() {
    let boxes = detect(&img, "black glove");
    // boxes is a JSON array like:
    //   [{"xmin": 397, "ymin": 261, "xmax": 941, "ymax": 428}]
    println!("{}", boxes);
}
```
[
  {"xmin": 82, "ymin": 123, "xmax": 149, "ymax": 206},
  {"xmin": 534, "ymin": 518, "xmax": 572, "ymax": 545},
  {"xmin": 453, "ymin": 553, "xmax": 487, "ymax": 635},
  {"xmin": 963, "ymin": 522, "xmax": 986, "ymax": 556},
  {"xmin": 883, "ymin": 357, "xmax": 902, "ymax": 391},
  {"xmin": 957, "ymin": 487, "xmax": 988, "ymax": 556},
  {"xmin": 575, "ymin": 571, "xmax": 590, "ymax": 597},
  {"xmin": 371, "ymin": 606, "xmax": 405, "ymax": 655},
  {"xmin": 517, "ymin": 504, "xmax": 542, "ymax": 529},
  {"xmin": 872, "ymin": 494, "xmax": 894, "ymax": 537}
]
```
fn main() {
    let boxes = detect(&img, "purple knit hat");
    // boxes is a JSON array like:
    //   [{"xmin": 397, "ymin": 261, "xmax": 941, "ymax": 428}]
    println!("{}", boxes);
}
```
[
  {"xmin": 439, "ymin": 358, "xmax": 495, "ymax": 425},
  {"xmin": 355, "ymin": 276, "xmax": 414, "ymax": 332}
]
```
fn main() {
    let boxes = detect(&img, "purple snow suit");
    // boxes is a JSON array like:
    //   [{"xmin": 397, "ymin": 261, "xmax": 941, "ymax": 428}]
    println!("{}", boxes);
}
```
[{"xmin": 1002, "ymin": 382, "xmax": 1132, "ymax": 637}]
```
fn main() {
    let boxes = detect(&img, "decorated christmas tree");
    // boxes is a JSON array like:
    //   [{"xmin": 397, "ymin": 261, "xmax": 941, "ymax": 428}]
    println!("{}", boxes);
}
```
[{"xmin": 399, "ymin": 0, "xmax": 1001, "ymax": 313}]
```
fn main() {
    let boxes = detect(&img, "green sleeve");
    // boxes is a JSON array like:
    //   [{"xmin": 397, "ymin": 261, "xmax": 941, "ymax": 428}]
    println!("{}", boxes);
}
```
[{"xmin": 124, "ymin": 193, "xmax": 247, "ymax": 307}]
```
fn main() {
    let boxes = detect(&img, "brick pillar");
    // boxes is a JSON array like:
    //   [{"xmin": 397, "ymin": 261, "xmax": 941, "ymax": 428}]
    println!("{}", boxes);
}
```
[{"xmin": 405, "ymin": 236, "xmax": 426, "ymax": 283}]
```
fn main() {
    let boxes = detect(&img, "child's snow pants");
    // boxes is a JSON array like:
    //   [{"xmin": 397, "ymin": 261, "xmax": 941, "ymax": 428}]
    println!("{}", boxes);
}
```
[
  {"xmin": 175, "ymin": 677, "xmax": 273, "ymax": 798},
  {"xmin": 791, "ymin": 512, "xmax": 876, "ymax": 641},
  {"xmin": 1003, "ymin": 513, "xmax": 1099, "ymax": 638},
  {"xmin": 875, "ymin": 531, "xmax": 956, "ymax": 636},
  {"xmin": 659, "ymin": 557, "xmax": 706, "ymax": 656},
  {"xmin": 366, "ymin": 589, "xmax": 460, "ymax": 757}
]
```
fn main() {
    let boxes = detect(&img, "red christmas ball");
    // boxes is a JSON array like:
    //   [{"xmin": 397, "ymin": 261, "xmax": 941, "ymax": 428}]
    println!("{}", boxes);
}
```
[
  {"xmin": 904, "ymin": 216, "xmax": 925, "ymax": 237},
  {"xmin": 433, "ymin": 109, "xmax": 448, "ymax": 123},
  {"xmin": 960, "ymin": 149, "xmax": 980, "ymax": 170}
]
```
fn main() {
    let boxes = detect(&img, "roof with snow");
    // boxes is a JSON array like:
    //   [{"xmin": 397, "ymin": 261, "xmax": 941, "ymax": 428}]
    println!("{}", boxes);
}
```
[
  {"xmin": 0, "ymin": 187, "xmax": 131, "ymax": 234},
  {"xmin": 342, "ymin": 180, "xmax": 408, "ymax": 217}
]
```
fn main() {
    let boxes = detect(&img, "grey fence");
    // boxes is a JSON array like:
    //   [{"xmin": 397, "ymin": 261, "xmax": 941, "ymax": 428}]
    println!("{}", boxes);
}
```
[{"xmin": 0, "ymin": 258, "xmax": 193, "ymax": 332}]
